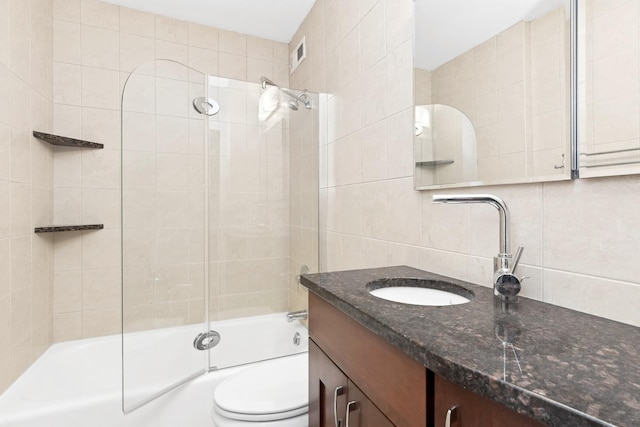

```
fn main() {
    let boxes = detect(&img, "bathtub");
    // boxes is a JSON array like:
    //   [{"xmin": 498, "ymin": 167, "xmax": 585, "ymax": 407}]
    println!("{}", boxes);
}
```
[{"xmin": 0, "ymin": 313, "xmax": 308, "ymax": 427}]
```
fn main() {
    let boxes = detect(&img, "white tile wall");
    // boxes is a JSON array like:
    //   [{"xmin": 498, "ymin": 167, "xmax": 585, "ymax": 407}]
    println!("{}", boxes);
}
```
[
  {"xmin": 48, "ymin": 0, "xmax": 293, "ymax": 341},
  {"xmin": 0, "ymin": 0, "xmax": 54, "ymax": 394}
]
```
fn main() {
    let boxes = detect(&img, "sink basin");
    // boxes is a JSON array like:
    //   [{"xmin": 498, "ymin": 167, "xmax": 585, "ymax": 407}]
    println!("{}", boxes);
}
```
[{"xmin": 366, "ymin": 278, "xmax": 473, "ymax": 306}]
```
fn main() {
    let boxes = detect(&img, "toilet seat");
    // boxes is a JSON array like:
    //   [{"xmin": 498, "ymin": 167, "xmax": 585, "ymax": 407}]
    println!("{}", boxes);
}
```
[{"xmin": 213, "ymin": 353, "xmax": 308, "ymax": 423}]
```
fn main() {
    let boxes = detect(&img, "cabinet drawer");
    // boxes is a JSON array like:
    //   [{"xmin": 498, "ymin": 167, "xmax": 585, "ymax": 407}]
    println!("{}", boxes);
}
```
[
  {"xmin": 434, "ymin": 375, "xmax": 544, "ymax": 427},
  {"xmin": 309, "ymin": 293, "xmax": 427, "ymax": 427}
]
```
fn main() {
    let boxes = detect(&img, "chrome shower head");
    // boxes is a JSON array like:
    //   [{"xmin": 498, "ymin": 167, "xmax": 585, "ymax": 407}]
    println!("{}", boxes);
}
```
[{"xmin": 287, "ymin": 99, "xmax": 299, "ymax": 110}]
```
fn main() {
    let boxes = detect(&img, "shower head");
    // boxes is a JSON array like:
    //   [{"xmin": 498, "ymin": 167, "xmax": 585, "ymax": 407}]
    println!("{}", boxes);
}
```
[{"xmin": 287, "ymin": 99, "xmax": 299, "ymax": 110}]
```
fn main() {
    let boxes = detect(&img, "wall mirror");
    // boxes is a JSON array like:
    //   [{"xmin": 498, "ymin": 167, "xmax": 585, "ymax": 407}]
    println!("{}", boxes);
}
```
[
  {"xmin": 576, "ymin": 1, "xmax": 640, "ymax": 178},
  {"xmin": 413, "ymin": 0, "xmax": 573, "ymax": 190}
]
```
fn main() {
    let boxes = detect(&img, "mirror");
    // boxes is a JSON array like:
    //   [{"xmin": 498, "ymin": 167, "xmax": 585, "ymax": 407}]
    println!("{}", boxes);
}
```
[
  {"xmin": 577, "ymin": 1, "xmax": 640, "ymax": 178},
  {"xmin": 413, "ymin": 0, "xmax": 573, "ymax": 189}
]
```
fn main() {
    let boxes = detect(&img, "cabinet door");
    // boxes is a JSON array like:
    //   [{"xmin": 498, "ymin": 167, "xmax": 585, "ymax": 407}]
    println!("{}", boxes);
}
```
[
  {"xmin": 310, "ymin": 340, "xmax": 348, "ymax": 427},
  {"xmin": 310, "ymin": 339, "xmax": 395, "ymax": 427},
  {"xmin": 346, "ymin": 379, "xmax": 394, "ymax": 427},
  {"xmin": 434, "ymin": 375, "xmax": 544, "ymax": 427}
]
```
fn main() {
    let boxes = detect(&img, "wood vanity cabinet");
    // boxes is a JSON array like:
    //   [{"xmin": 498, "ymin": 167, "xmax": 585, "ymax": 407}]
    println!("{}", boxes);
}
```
[
  {"xmin": 308, "ymin": 293, "xmax": 547, "ymax": 427},
  {"xmin": 434, "ymin": 375, "xmax": 544, "ymax": 427},
  {"xmin": 308, "ymin": 293, "xmax": 427, "ymax": 427}
]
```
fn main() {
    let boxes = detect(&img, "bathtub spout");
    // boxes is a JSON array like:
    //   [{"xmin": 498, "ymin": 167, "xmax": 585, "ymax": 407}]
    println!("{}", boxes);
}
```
[{"xmin": 286, "ymin": 310, "xmax": 308, "ymax": 322}]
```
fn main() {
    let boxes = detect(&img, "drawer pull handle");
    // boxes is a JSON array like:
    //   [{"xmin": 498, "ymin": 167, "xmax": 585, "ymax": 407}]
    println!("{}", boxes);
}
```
[
  {"xmin": 346, "ymin": 400, "xmax": 359, "ymax": 427},
  {"xmin": 445, "ymin": 405, "xmax": 457, "ymax": 427},
  {"xmin": 333, "ymin": 386, "xmax": 345, "ymax": 427}
]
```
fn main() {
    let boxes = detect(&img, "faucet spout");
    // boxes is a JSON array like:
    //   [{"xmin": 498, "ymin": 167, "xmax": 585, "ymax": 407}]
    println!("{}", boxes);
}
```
[
  {"xmin": 432, "ymin": 194, "xmax": 510, "ymax": 255},
  {"xmin": 286, "ymin": 310, "xmax": 308, "ymax": 322}
]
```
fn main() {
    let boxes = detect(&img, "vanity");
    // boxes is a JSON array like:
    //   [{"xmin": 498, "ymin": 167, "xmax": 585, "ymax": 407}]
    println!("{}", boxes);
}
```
[{"xmin": 301, "ymin": 266, "xmax": 640, "ymax": 427}]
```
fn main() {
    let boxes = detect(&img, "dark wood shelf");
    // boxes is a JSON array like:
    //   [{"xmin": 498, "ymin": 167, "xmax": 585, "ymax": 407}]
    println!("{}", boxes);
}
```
[
  {"xmin": 34, "ymin": 224, "xmax": 104, "ymax": 234},
  {"xmin": 416, "ymin": 159, "xmax": 454, "ymax": 167},
  {"xmin": 33, "ymin": 131, "xmax": 104, "ymax": 149}
]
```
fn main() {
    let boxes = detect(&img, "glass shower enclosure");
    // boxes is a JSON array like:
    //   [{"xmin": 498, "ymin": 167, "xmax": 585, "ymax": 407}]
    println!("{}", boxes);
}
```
[{"xmin": 120, "ymin": 60, "xmax": 319, "ymax": 412}]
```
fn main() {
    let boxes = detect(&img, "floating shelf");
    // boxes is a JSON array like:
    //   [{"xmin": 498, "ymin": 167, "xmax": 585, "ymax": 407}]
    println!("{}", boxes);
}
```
[
  {"xmin": 416, "ymin": 159, "xmax": 454, "ymax": 167},
  {"xmin": 33, "ymin": 131, "xmax": 104, "ymax": 149},
  {"xmin": 34, "ymin": 224, "xmax": 104, "ymax": 234}
]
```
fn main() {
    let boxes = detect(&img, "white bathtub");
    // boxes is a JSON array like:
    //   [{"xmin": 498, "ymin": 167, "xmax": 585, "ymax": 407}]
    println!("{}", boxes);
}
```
[{"xmin": 0, "ymin": 313, "xmax": 308, "ymax": 427}]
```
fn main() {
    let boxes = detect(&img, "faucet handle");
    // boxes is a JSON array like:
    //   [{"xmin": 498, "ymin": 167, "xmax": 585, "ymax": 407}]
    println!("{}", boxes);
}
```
[{"xmin": 509, "ymin": 246, "xmax": 524, "ymax": 274}]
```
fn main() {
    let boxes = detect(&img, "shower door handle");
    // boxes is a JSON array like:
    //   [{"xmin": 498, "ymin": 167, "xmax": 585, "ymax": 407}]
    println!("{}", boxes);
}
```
[
  {"xmin": 193, "ymin": 330, "xmax": 221, "ymax": 350},
  {"xmin": 333, "ymin": 385, "xmax": 345, "ymax": 427}
]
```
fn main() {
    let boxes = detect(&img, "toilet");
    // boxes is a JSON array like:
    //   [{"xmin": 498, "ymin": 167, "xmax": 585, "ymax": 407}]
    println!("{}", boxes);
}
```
[{"xmin": 211, "ymin": 353, "xmax": 308, "ymax": 427}]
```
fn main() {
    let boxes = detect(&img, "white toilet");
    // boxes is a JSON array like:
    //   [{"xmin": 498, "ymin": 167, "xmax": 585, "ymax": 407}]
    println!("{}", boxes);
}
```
[{"xmin": 211, "ymin": 353, "xmax": 308, "ymax": 427}]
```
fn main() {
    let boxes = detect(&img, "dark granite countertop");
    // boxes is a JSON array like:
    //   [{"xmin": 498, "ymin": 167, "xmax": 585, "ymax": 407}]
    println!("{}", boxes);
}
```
[{"xmin": 300, "ymin": 266, "xmax": 640, "ymax": 427}]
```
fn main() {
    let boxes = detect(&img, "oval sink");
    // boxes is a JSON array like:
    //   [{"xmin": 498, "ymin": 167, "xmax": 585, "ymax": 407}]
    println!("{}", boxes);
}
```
[{"xmin": 366, "ymin": 278, "xmax": 473, "ymax": 306}]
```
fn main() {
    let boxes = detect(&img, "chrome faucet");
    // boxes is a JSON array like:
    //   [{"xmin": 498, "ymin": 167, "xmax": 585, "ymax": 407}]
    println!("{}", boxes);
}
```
[
  {"xmin": 286, "ymin": 310, "xmax": 308, "ymax": 322},
  {"xmin": 432, "ymin": 194, "xmax": 524, "ymax": 301}
]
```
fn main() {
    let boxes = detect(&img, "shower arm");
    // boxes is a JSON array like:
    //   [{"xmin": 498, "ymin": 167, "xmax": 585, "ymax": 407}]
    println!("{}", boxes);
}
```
[
  {"xmin": 260, "ymin": 76, "xmax": 311, "ymax": 108},
  {"xmin": 260, "ymin": 76, "xmax": 276, "ymax": 89},
  {"xmin": 281, "ymin": 87, "xmax": 309, "ymax": 104}
]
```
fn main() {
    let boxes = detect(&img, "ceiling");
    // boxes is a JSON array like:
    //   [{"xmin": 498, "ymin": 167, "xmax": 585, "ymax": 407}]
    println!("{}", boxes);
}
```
[{"xmin": 100, "ymin": 0, "xmax": 316, "ymax": 43}]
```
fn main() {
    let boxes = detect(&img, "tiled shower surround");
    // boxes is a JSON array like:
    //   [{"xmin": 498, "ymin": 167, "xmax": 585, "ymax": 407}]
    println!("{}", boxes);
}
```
[
  {"xmin": 0, "ymin": 0, "xmax": 318, "ymax": 393},
  {"xmin": 50, "ymin": 0, "xmax": 298, "ymax": 341},
  {"xmin": 0, "ymin": 0, "xmax": 55, "ymax": 393},
  {"xmin": 2, "ymin": 0, "xmax": 640, "ymax": 398}
]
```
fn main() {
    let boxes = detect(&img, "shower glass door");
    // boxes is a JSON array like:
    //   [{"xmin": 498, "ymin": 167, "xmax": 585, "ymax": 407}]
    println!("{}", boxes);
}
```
[
  {"xmin": 206, "ymin": 76, "xmax": 318, "ymax": 369},
  {"xmin": 121, "ymin": 60, "xmax": 210, "ymax": 412},
  {"xmin": 121, "ymin": 60, "xmax": 321, "ymax": 411}
]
